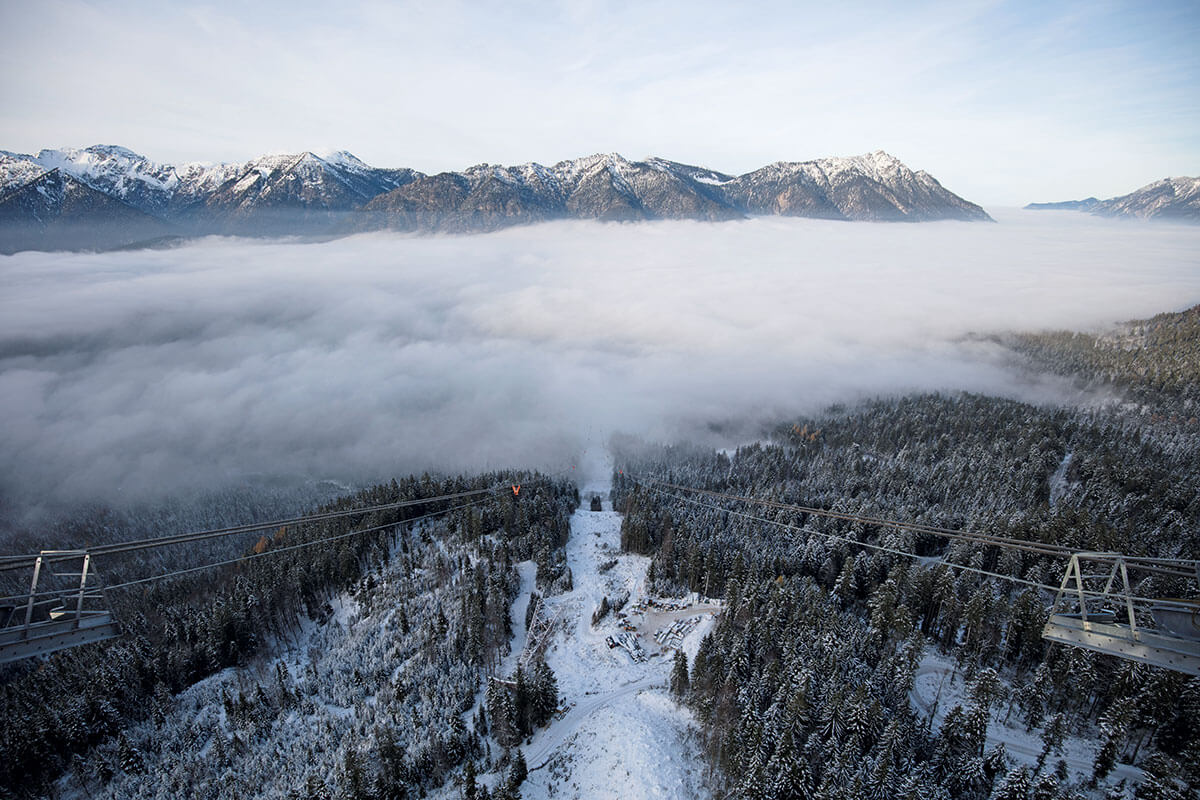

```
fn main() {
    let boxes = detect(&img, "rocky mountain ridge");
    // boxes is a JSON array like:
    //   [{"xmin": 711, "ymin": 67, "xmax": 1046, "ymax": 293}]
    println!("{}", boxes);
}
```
[
  {"xmin": 1023, "ymin": 197, "xmax": 1100, "ymax": 212},
  {"xmin": 0, "ymin": 168, "xmax": 168, "ymax": 253},
  {"xmin": 0, "ymin": 145, "xmax": 991, "ymax": 252},
  {"xmin": 1026, "ymin": 176, "xmax": 1199, "ymax": 221}
]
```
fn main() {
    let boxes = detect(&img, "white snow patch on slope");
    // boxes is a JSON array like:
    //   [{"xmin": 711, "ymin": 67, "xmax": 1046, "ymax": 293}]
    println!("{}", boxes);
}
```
[
  {"xmin": 313, "ymin": 150, "xmax": 369, "ymax": 170},
  {"xmin": 910, "ymin": 650, "xmax": 1143, "ymax": 787},
  {"xmin": 528, "ymin": 692, "xmax": 705, "ymax": 800},
  {"xmin": 503, "ymin": 560, "xmax": 539, "ymax": 675},
  {"xmin": 681, "ymin": 614, "xmax": 715, "ymax": 664},
  {"xmin": 329, "ymin": 592, "xmax": 360, "ymax": 629},
  {"xmin": 1049, "ymin": 451, "xmax": 1073, "ymax": 508}
]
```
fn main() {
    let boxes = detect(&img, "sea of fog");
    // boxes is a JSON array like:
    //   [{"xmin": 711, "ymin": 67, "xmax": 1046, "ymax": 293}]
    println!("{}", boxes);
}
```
[{"xmin": 2, "ymin": 209, "xmax": 1198, "ymax": 511}]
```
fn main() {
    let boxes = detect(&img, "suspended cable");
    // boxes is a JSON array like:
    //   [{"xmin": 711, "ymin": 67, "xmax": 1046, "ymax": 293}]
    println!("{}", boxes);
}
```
[
  {"xmin": 103, "ymin": 496, "xmax": 488, "ymax": 593},
  {"xmin": 636, "ymin": 478, "xmax": 1058, "ymax": 593},
  {"xmin": 634, "ymin": 477, "xmax": 1200, "ymax": 580},
  {"xmin": 0, "ymin": 479, "xmax": 542, "ymax": 572},
  {"xmin": 631, "ymin": 476, "xmax": 1200, "ymax": 602},
  {"xmin": 640, "ymin": 478, "xmax": 1072, "ymax": 557}
]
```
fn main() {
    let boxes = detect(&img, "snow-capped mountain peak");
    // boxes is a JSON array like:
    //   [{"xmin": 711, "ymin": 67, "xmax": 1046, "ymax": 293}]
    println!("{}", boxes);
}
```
[
  {"xmin": 28, "ymin": 145, "xmax": 181, "ymax": 214},
  {"xmin": 2, "ymin": 143, "xmax": 994, "ymax": 251},
  {"xmin": 1095, "ymin": 175, "xmax": 1200, "ymax": 220},
  {"xmin": 553, "ymin": 152, "xmax": 636, "ymax": 183},
  {"xmin": 1027, "ymin": 175, "xmax": 1200, "ymax": 221},
  {"xmin": 0, "ymin": 151, "xmax": 48, "ymax": 196},
  {"xmin": 312, "ymin": 150, "xmax": 369, "ymax": 171}
]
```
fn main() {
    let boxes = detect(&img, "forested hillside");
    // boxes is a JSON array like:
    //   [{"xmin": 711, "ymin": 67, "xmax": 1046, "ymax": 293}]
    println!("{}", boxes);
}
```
[
  {"xmin": 612, "ymin": 386, "xmax": 1200, "ymax": 799},
  {"xmin": 1010, "ymin": 304, "xmax": 1200, "ymax": 413},
  {"xmin": 0, "ymin": 472, "xmax": 577, "ymax": 799}
]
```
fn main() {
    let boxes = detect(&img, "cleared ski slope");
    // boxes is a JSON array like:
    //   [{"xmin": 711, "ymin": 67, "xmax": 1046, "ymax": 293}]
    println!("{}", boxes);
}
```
[{"xmin": 519, "ymin": 457, "xmax": 709, "ymax": 800}]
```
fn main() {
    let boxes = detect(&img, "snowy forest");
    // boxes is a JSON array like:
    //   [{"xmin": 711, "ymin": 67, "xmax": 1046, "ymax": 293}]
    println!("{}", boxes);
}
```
[
  {"xmin": 0, "ymin": 473, "xmax": 577, "ymax": 799},
  {"xmin": 609, "ymin": 308, "xmax": 1200, "ymax": 800}
]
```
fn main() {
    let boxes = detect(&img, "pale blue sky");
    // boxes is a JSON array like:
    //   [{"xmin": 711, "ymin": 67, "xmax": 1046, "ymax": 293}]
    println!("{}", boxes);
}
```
[{"xmin": 1, "ymin": 0, "xmax": 1197, "ymax": 205}]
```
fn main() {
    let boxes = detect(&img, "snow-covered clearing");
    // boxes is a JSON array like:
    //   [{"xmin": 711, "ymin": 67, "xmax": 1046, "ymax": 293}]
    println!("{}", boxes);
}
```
[
  {"xmin": 516, "ymin": 457, "xmax": 711, "ymax": 800},
  {"xmin": 496, "ymin": 559, "xmax": 538, "ymax": 677},
  {"xmin": 910, "ymin": 650, "xmax": 1143, "ymax": 786},
  {"xmin": 1049, "ymin": 451, "xmax": 1075, "ymax": 508},
  {"xmin": 461, "ymin": 560, "xmax": 538, "ymax": 730}
]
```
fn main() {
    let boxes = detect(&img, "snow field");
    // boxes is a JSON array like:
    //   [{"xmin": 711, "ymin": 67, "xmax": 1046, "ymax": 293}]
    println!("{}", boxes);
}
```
[
  {"xmin": 528, "ymin": 694, "xmax": 706, "ymax": 800},
  {"xmin": 515, "ymin": 462, "xmax": 711, "ymax": 800}
]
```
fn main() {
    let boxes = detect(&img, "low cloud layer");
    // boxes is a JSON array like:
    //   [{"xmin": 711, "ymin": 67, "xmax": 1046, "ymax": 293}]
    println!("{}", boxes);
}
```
[{"xmin": 2, "ymin": 210, "xmax": 1198, "ymax": 511}]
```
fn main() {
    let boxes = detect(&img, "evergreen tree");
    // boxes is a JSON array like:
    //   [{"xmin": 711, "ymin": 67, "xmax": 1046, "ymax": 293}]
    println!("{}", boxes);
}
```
[
  {"xmin": 1035, "ymin": 713, "xmax": 1068, "ymax": 773},
  {"xmin": 993, "ymin": 765, "xmax": 1032, "ymax": 800},
  {"xmin": 305, "ymin": 774, "xmax": 332, "ymax": 800},
  {"xmin": 1031, "ymin": 771, "xmax": 1061, "ymax": 800},
  {"xmin": 508, "ymin": 749, "xmax": 528, "ymax": 791},
  {"xmin": 375, "ymin": 726, "xmax": 410, "ymax": 800},
  {"xmin": 671, "ymin": 650, "xmax": 690, "ymax": 698},
  {"xmin": 276, "ymin": 660, "xmax": 295, "ymax": 707},
  {"xmin": 487, "ymin": 680, "xmax": 519, "ymax": 747},
  {"xmin": 1092, "ymin": 732, "xmax": 1119, "ymax": 786},
  {"xmin": 463, "ymin": 760, "xmax": 478, "ymax": 800},
  {"xmin": 591, "ymin": 595, "xmax": 610, "ymax": 625},
  {"xmin": 1135, "ymin": 753, "xmax": 1185, "ymax": 800},
  {"xmin": 117, "ymin": 734, "xmax": 144, "ymax": 775},
  {"xmin": 339, "ymin": 748, "xmax": 368, "ymax": 800},
  {"xmin": 833, "ymin": 560, "xmax": 857, "ymax": 605},
  {"xmin": 531, "ymin": 660, "xmax": 559, "ymax": 729}
]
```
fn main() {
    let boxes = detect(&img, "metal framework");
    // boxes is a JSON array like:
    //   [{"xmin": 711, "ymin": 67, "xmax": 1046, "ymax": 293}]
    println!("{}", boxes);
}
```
[
  {"xmin": 0, "ymin": 551, "xmax": 119, "ymax": 665},
  {"xmin": 486, "ymin": 595, "xmax": 564, "ymax": 692},
  {"xmin": 518, "ymin": 594, "xmax": 562, "ymax": 672},
  {"xmin": 1042, "ymin": 552, "xmax": 1200, "ymax": 676}
]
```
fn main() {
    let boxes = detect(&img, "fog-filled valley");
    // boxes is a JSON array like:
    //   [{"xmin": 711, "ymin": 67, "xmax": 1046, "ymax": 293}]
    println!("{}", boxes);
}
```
[{"xmin": 3, "ymin": 210, "xmax": 1198, "ymax": 521}]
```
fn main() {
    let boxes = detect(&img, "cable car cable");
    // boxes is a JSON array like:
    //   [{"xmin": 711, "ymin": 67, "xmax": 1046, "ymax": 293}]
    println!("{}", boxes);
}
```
[
  {"xmin": 633, "ymin": 477, "xmax": 1199, "ymax": 579},
  {"xmin": 0, "ymin": 478, "xmax": 545, "ymax": 571},
  {"xmin": 101, "ymin": 496, "xmax": 490, "ymax": 593},
  {"xmin": 636, "ymin": 478, "xmax": 1058, "ymax": 593},
  {"xmin": 631, "ymin": 476, "xmax": 1200, "ymax": 604}
]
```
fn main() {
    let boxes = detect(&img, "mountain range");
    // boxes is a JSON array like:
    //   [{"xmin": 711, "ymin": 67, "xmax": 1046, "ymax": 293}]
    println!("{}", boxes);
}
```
[
  {"xmin": 1025, "ymin": 176, "xmax": 1200, "ymax": 221},
  {"xmin": 0, "ymin": 146, "xmax": 991, "ymax": 253}
]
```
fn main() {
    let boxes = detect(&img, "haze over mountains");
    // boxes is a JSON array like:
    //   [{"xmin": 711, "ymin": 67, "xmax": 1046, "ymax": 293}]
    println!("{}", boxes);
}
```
[
  {"xmin": 0, "ymin": 167, "xmax": 168, "ymax": 252},
  {"xmin": 0, "ymin": 146, "xmax": 991, "ymax": 252},
  {"xmin": 1026, "ymin": 175, "xmax": 1200, "ymax": 221}
]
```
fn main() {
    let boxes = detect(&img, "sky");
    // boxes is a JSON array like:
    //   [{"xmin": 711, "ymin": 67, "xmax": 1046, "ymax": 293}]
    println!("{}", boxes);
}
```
[
  {"xmin": 2, "ymin": 211, "xmax": 1198, "ymax": 516},
  {"xmin": 0, "ymin": 0, "xmax": 1197, "ymax": 206}
]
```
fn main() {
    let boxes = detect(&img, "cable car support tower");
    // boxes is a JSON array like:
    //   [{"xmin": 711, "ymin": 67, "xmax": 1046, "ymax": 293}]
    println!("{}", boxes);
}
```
[
  {"xmin": 634, "ymin": 477, "xmax": 1200, "ymax": 677},
  {"xmin": 0, "ymin": 551, "xmax": 119, "ymax": 663},
  {"xmin": 0, "ymin": 481, "xmax": 534, "ymax": 666},
  {"xmin": 1041, "ymin": 552, "xmax": 1200, "ymax": 675}
]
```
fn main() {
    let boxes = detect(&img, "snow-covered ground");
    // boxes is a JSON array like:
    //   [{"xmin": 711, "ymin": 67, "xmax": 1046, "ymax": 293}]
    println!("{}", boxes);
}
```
[
  {"xmin": 515, "ymin": 455, "xmax": 712, "ymax": 800},
  {"xmin": 460, "ymin": 559, "xmax": 538, "ymax": 733},
  {"xmin": 1049, "ymin": 451, "xmax": 1075, "ymax": 508},
  {"xmin": 910, "ymin": 650, "xmax": 1143, "ymax": 787}
]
